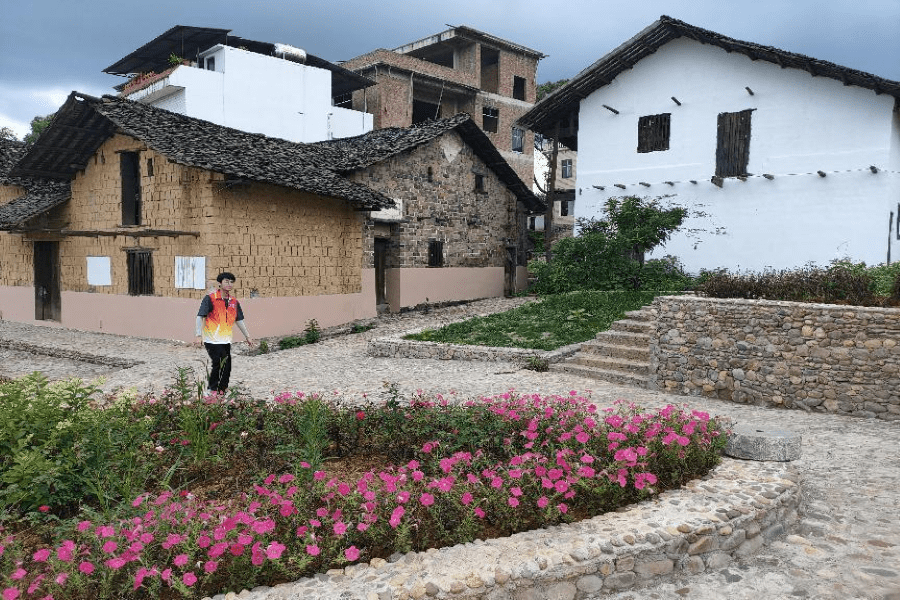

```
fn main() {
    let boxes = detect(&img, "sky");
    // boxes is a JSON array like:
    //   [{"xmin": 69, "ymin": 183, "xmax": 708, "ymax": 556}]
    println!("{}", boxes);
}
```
[{"xmin": 2, "ymin": 0, "xmax": 899, "ymax": 140}]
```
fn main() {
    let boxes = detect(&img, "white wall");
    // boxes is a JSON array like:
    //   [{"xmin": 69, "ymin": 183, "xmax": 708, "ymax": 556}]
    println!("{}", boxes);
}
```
[
  {"xmin": 576, "ymin": 38, "xmax": 899, "ymax": 272},
  {"xmin": 137, "ymin": 45, "xmax": 372, "ymax": 143}
]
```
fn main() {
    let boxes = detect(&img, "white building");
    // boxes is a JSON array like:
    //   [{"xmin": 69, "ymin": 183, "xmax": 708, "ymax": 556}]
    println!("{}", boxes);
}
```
[
  {"xmin": 518, "ymin": 16, "xmax": 900, "ymax": 273},
  {"xmin": 104, "ymin": 26, "xmax": 374, "ymax": 143}
]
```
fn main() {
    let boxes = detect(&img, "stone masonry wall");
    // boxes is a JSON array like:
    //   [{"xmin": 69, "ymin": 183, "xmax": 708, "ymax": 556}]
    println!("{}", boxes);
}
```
[
  {"xmin": 651, "ymin": 295, "xmax": 900, "ymax": 421},
  {"xmin": 353, "ymin": 131, "xmax": 520, "ymax": 270}
]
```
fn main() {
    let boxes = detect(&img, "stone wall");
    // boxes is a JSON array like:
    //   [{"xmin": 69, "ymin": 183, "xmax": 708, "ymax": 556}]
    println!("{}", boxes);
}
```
[{"xmin": 651, "ymin": 295, "xmax": 900, "ymax": 421}]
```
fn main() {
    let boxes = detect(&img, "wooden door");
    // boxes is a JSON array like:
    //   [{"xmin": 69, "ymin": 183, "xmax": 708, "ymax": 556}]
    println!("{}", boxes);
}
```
[{"xmin": 33, "ymin": 241, "xmax": 60, "ymax": 321}]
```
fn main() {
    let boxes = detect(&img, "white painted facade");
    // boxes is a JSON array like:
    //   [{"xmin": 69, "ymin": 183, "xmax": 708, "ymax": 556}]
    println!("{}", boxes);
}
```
[
  {"xmin": 124, "ymin": 45, "xmax": 372, "ymax": 143},
  {"xmin": 576, "ymin": 38, "xmax": 900, "ymax": 272}
]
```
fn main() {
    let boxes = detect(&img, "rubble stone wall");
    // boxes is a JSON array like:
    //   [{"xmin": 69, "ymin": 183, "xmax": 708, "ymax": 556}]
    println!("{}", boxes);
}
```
[{"xmin": 651, "ymin": 295, "xmax": 900, "ymax": 421}]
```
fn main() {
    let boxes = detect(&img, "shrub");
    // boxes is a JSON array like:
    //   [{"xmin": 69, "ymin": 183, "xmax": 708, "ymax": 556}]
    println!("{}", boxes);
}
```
[{"xmin": 528, "ymin": 196, "xmax": 689, "ymax": 294}]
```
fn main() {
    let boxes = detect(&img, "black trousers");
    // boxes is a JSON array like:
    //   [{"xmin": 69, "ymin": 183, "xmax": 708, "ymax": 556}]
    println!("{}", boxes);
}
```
[{"xmin": 204, "ymin": 343, "xmax": 232, "ymax": 392}]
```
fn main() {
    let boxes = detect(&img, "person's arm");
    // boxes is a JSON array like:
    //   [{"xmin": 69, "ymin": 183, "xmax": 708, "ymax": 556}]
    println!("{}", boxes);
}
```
[
  {"xmin": 236, "ymin": 320, "xmax": 254, "ymax": 347},
  {"xmin": 194, "ymin": 296, "xmax": 212, "ymax": 346}
]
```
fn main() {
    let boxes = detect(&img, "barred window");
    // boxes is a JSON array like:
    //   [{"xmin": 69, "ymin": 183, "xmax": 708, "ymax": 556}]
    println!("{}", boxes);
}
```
[
  {"xmin": 512, "ymin": 127, "xmax": 525, "ymax": 153},
  {"xmin": 637, "ymin": 113, "xmax": 671, "ymax": 153},
  {"xmin": 428, "ymin": 241, "xmax": 444, "ymax": 267},
  {"xmin": 716, "ymin": 109, "xmax": 753, "ymax": 177},
  {"xmin": 126, "ymin": 250, "xmax": 154, "ymax": 296}
]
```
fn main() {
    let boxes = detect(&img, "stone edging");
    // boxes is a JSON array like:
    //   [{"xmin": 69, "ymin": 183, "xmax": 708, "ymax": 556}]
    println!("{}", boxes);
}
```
[
  {"xmin": 367, "ymin": 324, "xmax": 583, "ymax": 365},
  {"xmin": 0, "ymin": 338, "xmax": 142, "ymax": 369},
  {"xmin": 209, "ymin": 459, "xmax": 801, "ymax": 600}
]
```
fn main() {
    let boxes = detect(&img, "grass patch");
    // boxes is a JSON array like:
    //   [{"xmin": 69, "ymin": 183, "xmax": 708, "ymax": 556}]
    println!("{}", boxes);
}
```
[{"xmin": 404, "ymin": 290, "xmax": 659, "ymax": 351}]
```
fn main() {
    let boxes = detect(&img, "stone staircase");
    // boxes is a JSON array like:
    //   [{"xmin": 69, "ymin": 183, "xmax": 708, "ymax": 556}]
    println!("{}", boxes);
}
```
[{"xmin": 550, "ymin": 308, "xmax": 653, "ymax": 388}]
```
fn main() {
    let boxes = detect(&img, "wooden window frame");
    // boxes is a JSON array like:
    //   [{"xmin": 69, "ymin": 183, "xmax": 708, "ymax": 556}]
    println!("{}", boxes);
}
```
[
  {"xmin": 561, "ymin": 158, "xmax": 573, "ymax": 179},
  {"xmin": 716, "ymin": 109, "xmax": 754, "ymax": 177},
  {"xmin": 126, "ymin": 249, "xmax": 154, "ymax": 296},
  {"xmin": 427, "ymin": 240, "xmax": 444, "ymax": 267},
  {"xmin": 120, "ymin": 151, "xmax": 142, "ymax": 226},
  {"xmin": 637, "ymin": 113, "xmax": 671, "ymax": 153}
]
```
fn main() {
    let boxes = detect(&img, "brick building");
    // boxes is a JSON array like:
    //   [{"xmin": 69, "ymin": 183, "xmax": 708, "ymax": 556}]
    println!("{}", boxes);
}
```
[
  {"xmin": 339, "ymin": 26, "xmax": 544, "ymax": 188},
  {"xmin": 0, "ymin": 94, "xmax": 540, "ymax": 340}
]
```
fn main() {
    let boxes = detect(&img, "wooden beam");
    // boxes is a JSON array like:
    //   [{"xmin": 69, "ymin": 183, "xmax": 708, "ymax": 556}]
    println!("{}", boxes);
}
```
[{"xmin": 14, "ymin": 228, "xmax": 200, "ymax": 238}]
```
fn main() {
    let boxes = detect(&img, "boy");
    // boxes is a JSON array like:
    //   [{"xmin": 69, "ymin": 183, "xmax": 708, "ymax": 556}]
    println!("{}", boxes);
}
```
[{"xmin": 194, "ymin": 272, "xmax": 253, "ymax": 392}]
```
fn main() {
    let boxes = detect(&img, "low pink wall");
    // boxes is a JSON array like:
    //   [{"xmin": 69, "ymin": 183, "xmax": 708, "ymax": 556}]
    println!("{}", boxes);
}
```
[
  {"xmin": 0, "ymin": 271, "xmax": 378, "ymax": 342},
  {"xmin": 386, "ymin": 267, "xmax": 506, "ymax": 311}
]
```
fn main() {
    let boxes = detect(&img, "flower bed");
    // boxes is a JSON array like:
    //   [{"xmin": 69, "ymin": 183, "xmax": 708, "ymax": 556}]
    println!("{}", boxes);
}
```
[{"xmin": 0, "ymin": 373, "xmax": 728, "ymax": 599}]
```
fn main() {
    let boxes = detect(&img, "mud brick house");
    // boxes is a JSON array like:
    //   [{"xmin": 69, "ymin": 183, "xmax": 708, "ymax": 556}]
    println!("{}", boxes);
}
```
[
  {"xmin": 0, "ymin": 93, "xmax": 540, "ymax": 341},
  {"xmin": 519, "ymin": 16, "xmax": 900, "ymax": 273},
  {"xmin": 339, "ymin": 25, "xmax": 544, "ymax": 189}
]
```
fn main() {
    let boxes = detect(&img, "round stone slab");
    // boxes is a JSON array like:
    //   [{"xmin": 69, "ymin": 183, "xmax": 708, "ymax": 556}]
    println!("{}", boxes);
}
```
[{"xmin": 725, "ymin": 424, "xmax": 802, "ymax": 461}]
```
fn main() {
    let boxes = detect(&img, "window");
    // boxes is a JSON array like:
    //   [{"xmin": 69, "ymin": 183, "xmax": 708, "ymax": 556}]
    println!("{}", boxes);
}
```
[
  {"xmin": 146, "ymin": 157, "xmax": 153, "ymax": 177},
  {"xmin": 428, "ymin": 241, "xmax": 444, "ymax": 267},
  {"xmin": 637, "ymin": 113, "xmax": 671, "ymax": 153},
  {"xmin": 175, "ymin": 256, "xmax": 207, "ymax": 289},
  {"xmin": 474, "ymin": 173, "xmax": 485, "ymax": 192},
  {"xmin": 716, "ymin": 109, "xmax": 753, "ymax": 177},
  {"xmin": 561, "ymin": 159, "xmax": 573, "ymax": 179},
  {"xmin": 333, "ymin": 92, "xmax": 352, "ymax": 108},
  {"xmin": 512, "ymin": 127, "xmax": 525, "ymax": 153},
  {"xmin": 126, "ymin": 250, "xmax": 153, "ymax": 296},
  {"xmin": 86, "ymin": 257, "xmax": 111, "ymax": 286},
  {"xmin": 427, "ymin": 166, "xmax": 433, "ymax": 182},
  {"xmin": 513, "ymin": 76, "xmax": 526, "ymax": 101},
  {"xmin": 482, "ymin": 107, "xmax": 499, "ymax": 133},
  {"xmin": 205, "ymin": 56, "xmax": 215, "ymax": 71},
  {"xmin": 120, "ymin": 151, "xmax": 141, "ymax": 225},
  {"xmin": 560, "ymin": 198, "xmax": 574, "ymax": 217}
]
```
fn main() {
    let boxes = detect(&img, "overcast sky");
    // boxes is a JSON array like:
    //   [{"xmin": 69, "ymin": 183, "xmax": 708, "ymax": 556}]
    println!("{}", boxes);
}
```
[{"xmin": 2, "ymin": 0, "xmax": 898, "ymax": 139}]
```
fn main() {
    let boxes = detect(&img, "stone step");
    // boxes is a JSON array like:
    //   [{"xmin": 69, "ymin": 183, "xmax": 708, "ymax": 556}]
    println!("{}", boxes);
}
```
[
  {"xmin": 609, "ymin": 318, "xmax": 653, "ymax": 335},
  {"xmin": 593, "ymin": 330, "xmax": 651, "ymax": 348},
  {"xmin": 550, "ymin": 362, "xmax": 650, "ymax": 388},
  {"xmin": 579, "ymin": 339, "xmax": 650, "ymax": 361},
  {"xmin": 569, "ymin": 354, "xmax": 649, "ymax": 375},
  {"xmin": 623, "ymin": 308, "xmax": 654, "ymax": 321}
]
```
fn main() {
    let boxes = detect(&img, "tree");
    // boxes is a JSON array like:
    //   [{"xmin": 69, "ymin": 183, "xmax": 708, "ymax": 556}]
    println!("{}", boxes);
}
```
[
  {"xmin": 0, "ymin": 127, "xmax": 18, "ymax": 141},
  {"xmin": 536, "ymin": 79, "xmax": 569, "ymax": 102},
  {"xmin": 23, "ymin": 114, "xmax": 54, "ymax": 144},
  {"xmin": 528, "ymin": 196, "xmax": 689, "ymax": 294}
]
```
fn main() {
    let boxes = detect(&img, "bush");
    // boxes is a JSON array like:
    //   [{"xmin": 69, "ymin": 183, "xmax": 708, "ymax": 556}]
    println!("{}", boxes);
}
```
[{"xmin": 528, "ymin": 196, "xmax": 690, "ymax": 294}]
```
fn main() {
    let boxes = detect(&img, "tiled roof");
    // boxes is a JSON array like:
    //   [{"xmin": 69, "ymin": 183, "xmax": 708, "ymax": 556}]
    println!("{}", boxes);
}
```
[
  {"xmin": 0, "ymin": 137, "xmax": 26, "ymax": 182},
  {"xmin": 11, "ymin": 93, "xmax": 395, "ymax": 211},
  {"xmin": 311, "ymin": 115, "xmax": 544, "ymax": 212},
  {"xmin": 519, "ymin": 15, "xmax": 900, "ymax": 142},
  {"xmin": 0, "ymin": 137, "xmax": 71, "ymax": 230}
]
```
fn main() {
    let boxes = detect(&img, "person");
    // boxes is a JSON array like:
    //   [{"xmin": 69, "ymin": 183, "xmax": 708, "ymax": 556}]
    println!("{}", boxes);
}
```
[{"xmin": 194, "ymin": 272, "xmax": 253, "ymax": 392}]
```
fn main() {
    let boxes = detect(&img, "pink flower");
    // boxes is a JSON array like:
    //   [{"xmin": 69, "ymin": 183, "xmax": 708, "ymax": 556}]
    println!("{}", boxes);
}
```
[
  {"xmin": 56, "ymin": 572, "xmax": 68, "ymax": 586},
  {"xmin": 557, "ymin": 503, "xmax": 568, "ymax": 514},
  {"xmin": 575, "ymin": 431, "xmax": 590, "ymax": 443},
  {"xmin": 96, "ymin": 525, "xmax": 115, "ymax": 538},
  {"xmin": 230, "ymin": 543, "xmax": 245, "ymax": 556},
  {"xmin": 10, "ymin": 569, "xmax": 26, "ymax": 581},
  {"xmin": 356, "ymin": 411, "xmax": 366, "ymax": 420},
  {"xmin": 389, "ymin": 506, "xmax": 405, "ymax": 528},
  {"xmin": 204, "ymin": 561, "xmax": 218, "ymax": 573},
  {"xmin": 537, "ymin": 496, "xmax": 549, "ymax": 508},
  {"xmin": 182, "ymin": 572, "xmax": 197, "ymax": 587},
  {"xmin": 460, "ymin": 492, "xmax": 473, "ymax": 506},
  {"xmin": 102, "ymin": 540, "xmax": 118, "ymax": 554},
  {"xmin": 474, "ymin": 507, "xmax": 486, "ymax": 519},
  {"xmin": 78, "ymin": 562, "xmax": 94, "ymax": 575},
  {"xmin": 345, "ymin": 546, "xmax": 360, "ymax": 562},
  {"xmin": 33, "ymin": 548, "xmax": 50, "ymax": 562},
  {"xmin": 251, "ymin": 518, "xmax": 275, "ymax": 534},
  {"xmin": 196, "ymin": 535, "xmax": 212, "ymax": 548},
  {"xmin": 419, "ymin": 493, "xmax": 435, "ymax": 506},
  {"xmin": 508, "ymin": 497, "xmax": 520, "ymax": 507},
  {"xmin": 106, "ymin": 557, "xmax": 127, "ymax": 570},
  {"xmin": 337, "ymin": 482, "xmax": 351, "ymax": 496},
  {"xmin": 265, "ymin": 541, "xmax": 286, "ymax": 560},
  {"xmin": 333, "ymin": 521, "xmax": 348, "ymax": 536},
  {"xmin": 38, "ymin": 505, "xmax": 50, "ymax": 513},
  {"xmin": 77, "ymin": 521, "xmax": 92, "ymax": 532},
  {"xmin": 3, "ymin": 588, "xmax": 20, "ymax": 600},
  {"xmin": 173, "ymin": 554, "xmax": 189, "ymax": 567},
  {"xmin": 306, "ymin": 544, "xmax": 320, "ymax": 556}
]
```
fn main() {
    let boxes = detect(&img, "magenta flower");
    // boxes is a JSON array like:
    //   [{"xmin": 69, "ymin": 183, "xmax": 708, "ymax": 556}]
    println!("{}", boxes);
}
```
[
  {"xmin": 389, "ymin": 506, "xmax": 405, "ymax": 528},
  {"xmin": 266, "ymin": 541, "xmax": 286, "ymax": 559},
  {"xmin": 3, "ymin": 588, "xmax": 20, "ymax": 600},
  {"xmin": 251, "ymin": 518, "xmax": 276, "ymax": 534},
  {"xmin": 182, "ymin": 572, "xmax": 197, "ymax": 587},
  {"xmin": 32, "ymin": 548, "xmax": 50, "ymax": 562},
  {"xmin": 419, "ymin": 493, "xmax": 435, "ymax": 506},
  {"xmin": 460, "ymin": 492, "xmax": 473, "ymax": 505},
  {"xmin": 106, "ymin": 557, "xmax": 127, "ymax": 570},
  {"xmin": 77, "ymin": 521, "xmax": 92, "ymax": 532},
  {"xmin": 337, "ymin": 482, "xmax": 351, "ymax": 496},
  {"xmin": 196, "ymin": 535, "xmax": 212, "ymax": 548},
  {"xmin": 333, "ymin": 522, "xmax": 348, "ymax": 536},
  {"xmin": 306, "ymin": 544, "xmax": 320, "ymax": 556},
  {"xmin": 474, "ymin": 507, "xmax": 486, "ymax": 519},
  {"xmin": 102, "ymin": 541, "xmax": 118, "ymax": 554},
  {"xmin": 173, "ymin": 554, "xmax": 189, "ymax": 567},
  {"xmin": 537, "ymin": 496, "xmax": 549, "ymax": 508},
  {"xmin": 230, "ymin": 543, "xmax": 245, "ymax": 556},
  {"xmin": 78, "ymin": 562, "xmax": 94, "ymax": 575},
  {"xmin": 345, "ymin": 546, "xmax": 360, "ymax": 561},
  {"xmin": 96, "ymin": 525, "xmax": 115, "ymax": 538},
  {"xmin": 278, "ymin": 473, "xmax": 295, "ymax": 484},
  {"xmin": 10, "ymin": 569, "xmax": 26, "ymax": 580},
  {"xmin": 508, "ymin": 497, "xmax": 520, "ymax": 507},
  {"xmin": 204, "ymin": 561, "xmax": 218, "ymax": 573}
]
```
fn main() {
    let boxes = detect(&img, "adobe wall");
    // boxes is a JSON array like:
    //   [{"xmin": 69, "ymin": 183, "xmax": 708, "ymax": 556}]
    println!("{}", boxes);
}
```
[{"xmin": 651, "ymin": 295, "xmax": 900, "ymax": 421}]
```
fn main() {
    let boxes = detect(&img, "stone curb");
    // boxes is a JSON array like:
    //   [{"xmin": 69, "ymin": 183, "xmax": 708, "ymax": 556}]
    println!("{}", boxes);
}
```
[
  {"xmin": 206, "ymin": 459, "xmax": 801, "ymax": 600},
  {"xmin": 367, "ymin": 323, "xmax": 583, "ymax": 365}
]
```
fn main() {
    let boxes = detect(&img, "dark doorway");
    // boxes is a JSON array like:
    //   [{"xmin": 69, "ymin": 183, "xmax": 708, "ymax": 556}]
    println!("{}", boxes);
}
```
[
  {"xmin": 33, "ymin": 241, "xmax": 60, "ymax": 321},
  {"xmin": 374, "ymin": 238, "xmax": 389, "ymax": 311},
  {"xmin": 412, "ymin": 99, "xmax": 440, "ymax": 124}
]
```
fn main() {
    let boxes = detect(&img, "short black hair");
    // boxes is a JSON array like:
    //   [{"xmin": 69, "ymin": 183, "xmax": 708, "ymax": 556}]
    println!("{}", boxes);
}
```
[{"xmin": 217, "ymin": 272, "xmax": 236, "ymax": 283}]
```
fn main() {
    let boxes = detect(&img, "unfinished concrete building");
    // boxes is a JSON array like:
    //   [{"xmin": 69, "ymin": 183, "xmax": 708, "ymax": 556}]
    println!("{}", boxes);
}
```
[{"xmin": 339, "ymin": 26, "xmax": 544, "ymax": 187}]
